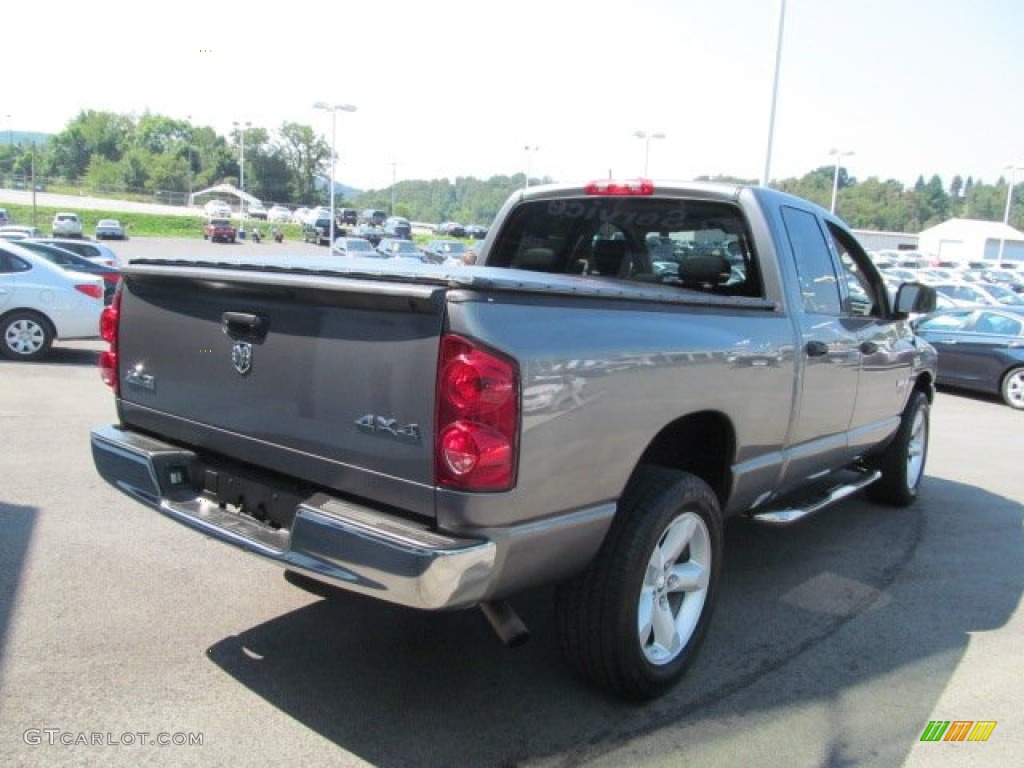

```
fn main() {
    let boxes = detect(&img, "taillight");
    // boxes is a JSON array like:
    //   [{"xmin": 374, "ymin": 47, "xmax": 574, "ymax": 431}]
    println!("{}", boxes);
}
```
[
  {"xmin": 99, "ymin": 287, "xmax": 122, "ymax": 391},
  {"xmin": 436, "ymin": 334, "xmax": 519, "ymax": 491},
  {"xmin": 584, "ymin": 178, "xmax": 655, "ymax": 196},
  {"xmin": 75, "ymin": 283, "xmax": 104, "ymax": 300}
]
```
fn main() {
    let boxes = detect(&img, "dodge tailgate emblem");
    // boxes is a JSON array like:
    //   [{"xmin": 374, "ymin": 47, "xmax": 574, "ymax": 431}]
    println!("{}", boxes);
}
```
[{"xmin": 232, "ymin": 341, "xmax": 253, "ymax": 375}]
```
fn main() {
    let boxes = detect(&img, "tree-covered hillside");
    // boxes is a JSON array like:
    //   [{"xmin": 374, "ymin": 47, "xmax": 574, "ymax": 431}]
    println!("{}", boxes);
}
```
[{"xmin": 1, "ymin": 110, "xmax": 1019, "ymax": 232}]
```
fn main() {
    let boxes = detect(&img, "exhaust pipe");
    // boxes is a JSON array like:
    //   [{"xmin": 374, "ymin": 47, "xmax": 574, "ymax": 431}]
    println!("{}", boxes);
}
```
[{"xmin": 480, "ymin": 600, "xmax": 530, "ymax": 647}]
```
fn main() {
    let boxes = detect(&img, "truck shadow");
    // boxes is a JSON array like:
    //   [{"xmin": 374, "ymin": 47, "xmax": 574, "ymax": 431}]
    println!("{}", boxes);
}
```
[
  {"xmin": 0, "ymin": 503, "xmax": 37, "ymax": 699},
  {"xmin": 205, "ymin": 477, "xmax": 1022, "ymax": 767}
]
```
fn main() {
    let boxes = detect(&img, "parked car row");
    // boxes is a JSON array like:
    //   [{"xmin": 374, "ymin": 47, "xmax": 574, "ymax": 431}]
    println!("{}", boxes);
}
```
[
  {"xmin": 301, "ymin": 214, "xmax": 414, "ymax": 246},
  {"xmin": 861, "ymin": 255, "xmax": 1024, "ymax": 409},
  {"xmin": 435, "ymin": 221, "xmax": 487, "ymax": 239},
  {"xmin": 326, "ymin": 234, "xmax": 479, "ymax": 266},
  {"xmin": 1, "ymin": 212, "xmax": 126, "ymax": 241}
]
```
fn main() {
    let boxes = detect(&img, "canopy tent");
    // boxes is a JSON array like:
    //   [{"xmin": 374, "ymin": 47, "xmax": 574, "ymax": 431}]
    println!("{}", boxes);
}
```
[{"xmin": 189, "ymin": 183, "xmax": 261, "ymax": 209}]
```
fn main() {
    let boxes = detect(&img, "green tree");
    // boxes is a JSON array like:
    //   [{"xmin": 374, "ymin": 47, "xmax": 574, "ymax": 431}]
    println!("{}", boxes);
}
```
[
  {"xmin": 81, "ymin": 155, "xmax": 124, "ymax": 192},
  {"xmin": 46, "ymin": 110, "xmax": 132, "ymax": 179},
  {"xmin": 277, "ymin": 122, "xmax": 330, "ymax": 204}
]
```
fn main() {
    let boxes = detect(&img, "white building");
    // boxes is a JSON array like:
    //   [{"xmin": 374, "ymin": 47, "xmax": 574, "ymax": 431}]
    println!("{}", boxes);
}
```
[
  {"xmin": 852, "ymin": 229, "xmax": 919, "ymax": 252},
  {"xmin": 917, "ymin": 218, "xmax": 1024, "ymax": 264}
]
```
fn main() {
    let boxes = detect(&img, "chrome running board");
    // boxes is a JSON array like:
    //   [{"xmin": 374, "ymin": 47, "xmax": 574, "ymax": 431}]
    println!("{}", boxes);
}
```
[{"xmin": 747, "ymin": 468, "xmax": 882, "ymax": 526}]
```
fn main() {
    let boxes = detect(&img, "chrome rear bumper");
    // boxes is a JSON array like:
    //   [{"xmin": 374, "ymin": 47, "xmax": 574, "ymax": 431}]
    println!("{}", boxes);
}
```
[{"xmin": 90, "ymin": 424, "xmax": 496, "ymax": 610}]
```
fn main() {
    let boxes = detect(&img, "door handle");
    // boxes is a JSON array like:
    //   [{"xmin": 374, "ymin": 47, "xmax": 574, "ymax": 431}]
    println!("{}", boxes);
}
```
[
  {"xmin": 859, "ymin": 341, "xmax": 879, "ymax": 355},
  {"xmin": 805, "ymin": 340, "xmax": 829, "ymax": 357},
  {"xmin": 221, "ymin": 312, "xmax": 269, "ymax": 342}
]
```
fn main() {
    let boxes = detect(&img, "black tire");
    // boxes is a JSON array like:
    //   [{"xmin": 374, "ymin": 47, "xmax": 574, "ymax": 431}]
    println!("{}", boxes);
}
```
[
  {"xmin": 866, "ymin": 390, "xmax": 930, "ymax": 506},
  {"xmin": 1, "ymin": 310, "xmax": 55, "ymax": 361},
  {"xmin": 555, "ymin": 466, "xmax": 723, "ymax": 701},
  {"xmin": 1000, "ymin": 367, "xmax": 1024, "ymax": 410}
]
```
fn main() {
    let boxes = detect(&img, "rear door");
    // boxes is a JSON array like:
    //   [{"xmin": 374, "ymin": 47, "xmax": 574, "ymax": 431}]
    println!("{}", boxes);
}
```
[
  {"xmin": 116, "ymin": 265, "xmax": 448, "ymax": 517},
  {"xmin": 778, "ymin": 205, "xmax": 860, "ymax": 481}
]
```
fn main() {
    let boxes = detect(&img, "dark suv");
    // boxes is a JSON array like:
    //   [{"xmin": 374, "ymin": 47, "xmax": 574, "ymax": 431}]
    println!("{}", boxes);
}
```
[
  {"xmin": 360, "ymin": 209, "xmax": 387, "ymax": 227},
  {"xmin": 383, "ymin": 216, "xmax": 412, "ymax": 240},
  {"xmin": 303, "ymin": 215, "xmax": 343, "ymax": 246}
]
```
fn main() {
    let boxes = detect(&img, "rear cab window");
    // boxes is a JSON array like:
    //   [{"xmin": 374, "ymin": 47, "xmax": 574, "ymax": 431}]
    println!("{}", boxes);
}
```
[{"xmin": 486, "ymin": 195, "xmax": 764, "ymax": 298}]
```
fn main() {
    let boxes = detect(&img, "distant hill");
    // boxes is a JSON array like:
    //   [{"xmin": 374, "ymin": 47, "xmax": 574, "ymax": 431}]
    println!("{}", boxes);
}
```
[
  {"xmin": 313, "ymin": 176, "xmax": 362, "ymax": 199},
  {"xmin": 5, "ymin": 131, "xmax": 52, "ymax": 146}
]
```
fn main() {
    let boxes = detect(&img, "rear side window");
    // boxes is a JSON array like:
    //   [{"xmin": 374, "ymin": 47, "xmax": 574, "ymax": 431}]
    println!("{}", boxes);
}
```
[
  {"xmin": 486, "ymin": 197, "xmax": 763, "ymax": 298},
  {"xmin": 780, "ymin": 206, "xmax": 841, "ymax": 315}
]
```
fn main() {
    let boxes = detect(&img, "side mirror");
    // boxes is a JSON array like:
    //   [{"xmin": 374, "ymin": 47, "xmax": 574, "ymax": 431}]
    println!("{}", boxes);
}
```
[{"xmin": 894, "ymin": 282, "xmax": 937, "ymax": 317}]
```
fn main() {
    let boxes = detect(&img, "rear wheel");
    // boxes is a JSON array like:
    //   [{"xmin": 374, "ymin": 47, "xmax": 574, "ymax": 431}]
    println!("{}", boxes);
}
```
[
  {"xmin": 1000, "ymin": 367, "xmax": 1024, "ymax": 410},
  {"xmin": 1, "ymin": 311, "xmax": 55, "ymax": 361},
  {"xmin": 867, "ymin": 390, "xmax": 929, "ymax": 506},
  {"xmin": 555, "ymin": 466, "xmax": 722, "ymax": 700}
]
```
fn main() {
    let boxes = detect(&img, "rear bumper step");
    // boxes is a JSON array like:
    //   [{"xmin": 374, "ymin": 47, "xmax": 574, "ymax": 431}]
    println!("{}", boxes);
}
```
[{"xmin": 90, "ymin": 424, "xmax": 496, "ymax": 610}]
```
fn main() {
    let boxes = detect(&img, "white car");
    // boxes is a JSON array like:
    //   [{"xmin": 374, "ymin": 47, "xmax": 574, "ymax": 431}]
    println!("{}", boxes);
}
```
[
  {"xmin": 204, "ymin": 199, "xmax": 232, "ymax": 217},
  {"xmin": 0, "ymin": 225, "xmax": 44, "ymax": 240},
  {"xmin": 267, "ymin": 205, "xmax": 293, "ymax": 223},
  {"xmin": 51, "ymin": 212, "xmax": 83, "ymax": 238},
  {"xmin": 0, "ymin": 240, "xmax": 104, "ymax": 360},
  {"xmin": 28, "ymin": 238, "xmax": 118, "ymax": 268}
]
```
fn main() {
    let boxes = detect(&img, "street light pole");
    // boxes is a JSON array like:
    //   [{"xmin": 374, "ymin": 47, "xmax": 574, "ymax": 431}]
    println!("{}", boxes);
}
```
[
  {"xmin": 523, "ymin": 145, "xmax": 539, "ymax": 190},
  {"xmin": 313, "ymin": 102, "xmax": 358, "ymax": 247},
  {"xmin": 998, "ymin": 164, "xmax": 1024, "ymax": 262},
  {"xmin": 829, "ymin": 148, "xmax": 854, "ymax": 214},
  {"xmin": 186, "ymin": 115, "xmax": 193, "ymax": 207},
  {"xmin": 390, "ymin": 160, "xmax": 397, "ymax": 215},
  {"xmin": 633, "ymin": 131, "xmax": 665, "ymax": 176},
  {"xmin": 763, "ymin": 0, "xmax": 787, "ymax": 186},
  {"xmin": 232, "ymin": 120, "xmax": 251, "ymax": 216}
]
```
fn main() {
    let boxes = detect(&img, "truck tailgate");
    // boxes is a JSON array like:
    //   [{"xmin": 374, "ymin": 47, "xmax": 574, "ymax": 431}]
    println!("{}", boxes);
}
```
[{"xmin": 115, "ymin": 264, "xmax": 447, "ymax": 517}]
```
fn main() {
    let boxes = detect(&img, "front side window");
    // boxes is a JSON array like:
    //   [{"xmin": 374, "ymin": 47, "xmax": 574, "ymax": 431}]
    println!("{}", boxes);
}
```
[{"xmin": 827, "ymin": 223, "xmax": 885, "ymax": 317}]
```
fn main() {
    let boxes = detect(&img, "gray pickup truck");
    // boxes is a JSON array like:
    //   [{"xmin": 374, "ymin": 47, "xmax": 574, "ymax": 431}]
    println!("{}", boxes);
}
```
[{"xmin": 91, "ymin": 180, "xmax": 937, "ymax": 700}]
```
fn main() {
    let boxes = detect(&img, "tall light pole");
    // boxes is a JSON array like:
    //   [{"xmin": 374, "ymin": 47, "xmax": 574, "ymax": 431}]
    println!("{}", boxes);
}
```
[
  {"xmin": 313, "ymin": 102, "xmax": 357, "ymax": 247},
  {"xmin": 523, "ymin": 145, "xmax": 539, "ymax": 190},
  {"xmin": 186, "ymin": 115, "xmax": 193, "ymax": 207},
  {"xmin": 390, "ymin": 160, "xmax": 397, "ymax": 215},
  {"xmin": 763, "ymin": 0, "xmax": 787, "ymax": 186},
  {"xmin": 633, "ymin": 131, "xmax": 665, "ymax": 176},
  {"xmin": 232, "ymin": 120, "xmax": 251, "ymax": 215},
  {"xmin": 829, "ymin": 148, "xmax": 854, "ymax": 214},
  {"xmin": 998, "ymin": 164, "xmax": 1024, "ymax": 262}
]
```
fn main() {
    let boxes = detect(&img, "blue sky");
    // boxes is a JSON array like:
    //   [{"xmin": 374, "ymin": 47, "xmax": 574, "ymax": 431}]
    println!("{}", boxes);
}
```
[{"xmin": 8, "ymin": 0, "xmax": 1024, "ymax": 191}]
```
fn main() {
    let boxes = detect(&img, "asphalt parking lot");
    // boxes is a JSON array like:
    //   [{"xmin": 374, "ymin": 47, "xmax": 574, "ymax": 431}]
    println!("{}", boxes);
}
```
[{"xmin": 1, "ymin": 239, "xmax": 1022, "ymax": 767}]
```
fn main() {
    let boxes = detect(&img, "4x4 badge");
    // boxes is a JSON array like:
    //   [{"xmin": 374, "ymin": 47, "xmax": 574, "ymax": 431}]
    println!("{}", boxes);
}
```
[{"xmin": 231, "ymin": 342, "xmax": 253, "ymax": 375}]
